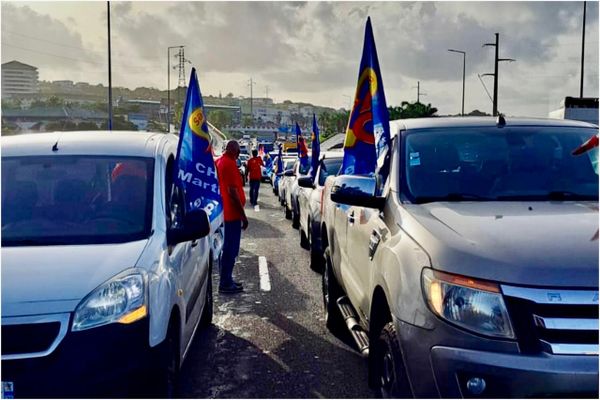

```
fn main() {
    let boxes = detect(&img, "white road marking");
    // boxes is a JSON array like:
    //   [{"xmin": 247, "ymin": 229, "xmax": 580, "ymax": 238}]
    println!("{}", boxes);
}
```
[{"xmin": 258, "ymin": 256, "xmax": 271, "ymax": 292}]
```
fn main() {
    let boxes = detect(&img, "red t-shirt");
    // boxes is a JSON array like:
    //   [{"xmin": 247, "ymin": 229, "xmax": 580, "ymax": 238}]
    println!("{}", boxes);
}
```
[
  {"xmin": 215, "ymin": 153, "xmax": 246, "ymax": 222},
  {"xmin": 247, "ymin": 157, "xmax": 264, "ymax": 181}
]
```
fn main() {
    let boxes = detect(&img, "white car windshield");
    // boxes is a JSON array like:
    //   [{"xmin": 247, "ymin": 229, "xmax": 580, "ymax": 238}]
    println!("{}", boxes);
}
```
[
  {"xmin": 2, "ymin": 155, "xmax": 154, "ymax": 246},
  {"xmin": 404, "ymin": 127, "xmax": 599, "ymax": 202}
]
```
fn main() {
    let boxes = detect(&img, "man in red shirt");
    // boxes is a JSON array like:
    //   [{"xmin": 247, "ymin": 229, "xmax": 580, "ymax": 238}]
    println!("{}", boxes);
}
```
[
  {"xmin": 215, "ymin": 140, "xmax": 248, "ymax": 294},
  {"xmin": 246, "ymin": 149, "xmax": 264, "ymax": 206}
]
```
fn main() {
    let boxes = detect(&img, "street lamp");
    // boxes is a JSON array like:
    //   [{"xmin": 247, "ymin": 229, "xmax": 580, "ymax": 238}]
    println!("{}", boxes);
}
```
[
  {"xmin": 167, "ymin": 45, "xmax": 183, "ymax": 132},
  {"xmin": 448, "ymin": 49, "xmax": 466, "ymax": 116}
]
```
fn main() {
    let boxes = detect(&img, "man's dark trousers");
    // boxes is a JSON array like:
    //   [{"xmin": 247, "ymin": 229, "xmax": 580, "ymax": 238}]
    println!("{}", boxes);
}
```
[
  {"xmin": 220, "ymin": 220, "xmax": 242, "ymax": 288},
  {"xmin": 250, "ymin": 179, "xmax": 260, "ymax": 205}
]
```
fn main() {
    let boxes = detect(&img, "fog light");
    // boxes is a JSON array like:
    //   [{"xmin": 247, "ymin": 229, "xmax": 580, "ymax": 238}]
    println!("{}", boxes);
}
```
[{"xmin": 466, "ymin": 377, "xmax": 486, "ymax": 395}]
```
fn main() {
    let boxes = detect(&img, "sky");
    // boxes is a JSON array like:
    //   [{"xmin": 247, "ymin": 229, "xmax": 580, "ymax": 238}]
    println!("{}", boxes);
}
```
[{"xmin": 1, "ymin": 1, "xmax": 598, "ymax": 117}]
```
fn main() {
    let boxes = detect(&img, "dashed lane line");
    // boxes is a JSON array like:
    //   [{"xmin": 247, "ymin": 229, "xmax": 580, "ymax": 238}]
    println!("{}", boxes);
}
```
[{"xmin": 258, "ymin": 256, "xmax": 271, "ymax": 292}]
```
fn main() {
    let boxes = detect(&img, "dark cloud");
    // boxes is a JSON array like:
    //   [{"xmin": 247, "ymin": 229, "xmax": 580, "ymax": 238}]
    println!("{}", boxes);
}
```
[{"xmin": 1, "ymin": 3, "xmax": 102, "ymax": 74}]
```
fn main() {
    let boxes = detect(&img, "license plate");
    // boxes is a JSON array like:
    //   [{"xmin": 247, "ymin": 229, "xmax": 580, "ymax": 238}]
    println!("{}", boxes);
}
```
[{"xmin": 1, "ymin": 382, "xmax": 14, "ymax": 399}]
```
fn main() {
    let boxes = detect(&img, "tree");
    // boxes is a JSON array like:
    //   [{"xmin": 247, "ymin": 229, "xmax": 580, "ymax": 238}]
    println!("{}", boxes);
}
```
[
  {"xmin": 100, "ymin": 116, "xmax": 138, "ymax": 130},
  {"xmin": 77, "ymin": 121, "xmax": 100, "ymax": 130},
  {"xmin": 388, "ymin": 101, "xmax": 438, "ymax": 119},
  {"xmin": 207, "ymin": 110, "xmax": 233, "ymax": 130}
]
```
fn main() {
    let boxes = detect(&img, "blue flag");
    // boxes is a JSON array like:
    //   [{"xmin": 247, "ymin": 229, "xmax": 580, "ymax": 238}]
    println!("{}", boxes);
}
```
[
  {"xmin": 310, "ymin": 114, "xmax": 321, "ymax": 179},
  {"xmin": 276, "ymin": 145, "xmax": 284, "ymax": 174},
  {"xmin": 174, "ymin": 67, "xmax": 223, "ymax": 226},
  {"xmin": 340, "ymin": 17, "xmax": 391, "ymax": 186},
  {"xmin": 296, "ymin": 122, "xmax": 309, "ymax": 170}
]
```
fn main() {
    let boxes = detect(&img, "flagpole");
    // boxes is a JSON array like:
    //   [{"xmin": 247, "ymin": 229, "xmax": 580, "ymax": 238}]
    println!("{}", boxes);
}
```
[{"xmin": 107, "ymin": 1, "xmax": 113, "ymax": 131}]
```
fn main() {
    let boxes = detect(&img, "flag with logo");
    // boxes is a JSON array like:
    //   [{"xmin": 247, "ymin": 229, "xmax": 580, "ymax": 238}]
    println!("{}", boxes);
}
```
[
  {"xmin": 340, "ymin": 17, "xmax": 391, "ymax": 188},
  {"xmin": 310, "ymin": 114, "xmax": 321, "ymax": 179},
  {"xmin": 174, "ymin": 67, "xmax": 223, "ymax": 228},
  {"xmin": 296, "ymin": 122, "xmax": 309, "ymax": 170}
]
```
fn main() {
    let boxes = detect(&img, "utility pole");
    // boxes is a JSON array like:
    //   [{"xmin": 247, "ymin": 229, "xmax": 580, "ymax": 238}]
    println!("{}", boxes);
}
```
[
  {"xmin": 448, "ymin": 49, "xmax": 466, "ymax": 116},
  {"xmin": 248, "ymin": 78, "xmax": 256, "ymax": 121},
  {"xmin": 265, "ymin": 85, "xmax": 270, "ymax": 101},
  {"xmin": 167, "ymin": 45, "xmax": 183, "ymax": 132},
  {"xmin": 483, "ymin": 33, "xmax": 516, "ymax": 116},
  {"xmin": 176, "ymin": 47, "xmax": 191, "ymax": 107},
  {"xmin": 580, "ymin": 1, "xmax": 587, "ymax": 98},
  {"xmin": 107, "ymin": 1, "xmax": 113, "ymax": 131},
  {"xmin": 412, "ymin": 81, "xmax": 426, "ymax": 103}
]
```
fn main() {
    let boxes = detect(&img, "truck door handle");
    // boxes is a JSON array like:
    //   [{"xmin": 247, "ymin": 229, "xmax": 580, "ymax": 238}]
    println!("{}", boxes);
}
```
[
  {"xmin": 348, "ymin": 211, "xmax": 355, "ymax": 225},
  {"xmin": 368, "ymin": 229, "xmax": 382, "ymax": 260}
]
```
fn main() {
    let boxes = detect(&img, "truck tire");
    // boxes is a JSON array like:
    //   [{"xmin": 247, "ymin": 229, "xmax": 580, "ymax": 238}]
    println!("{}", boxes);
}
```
[
  {"xmin": 371, "ymin": 322, "xmax": 412, "ymax": 398},
  {"xmin": 285, "ymin": 205, "xmax": 292, "ymax": 220},
  {"xmin": 199, "ymin": 265, "xmax": 213, "ymax": 327},
  {"xmin": 322, "ymin": 247, "xmax": 344, "ymax": 334}
]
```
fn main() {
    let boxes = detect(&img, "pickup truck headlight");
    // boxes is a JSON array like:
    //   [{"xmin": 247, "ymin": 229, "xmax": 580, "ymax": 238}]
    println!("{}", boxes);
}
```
[
  {"xmin": 72, "ymin": 271, "xmax": 147, "ymax": 331},
  {"xmin": 422, "ymin": 268, "xmax": 514, "ymax": 339}
]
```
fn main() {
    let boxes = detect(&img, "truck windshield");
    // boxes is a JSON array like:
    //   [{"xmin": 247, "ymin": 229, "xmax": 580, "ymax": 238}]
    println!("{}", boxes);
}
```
[
  {"xmin": 2, "ymin": 156, "xmax": 154, "ymax": 246},
  {"xmin": 403, "ymin": 127, "xmax": 599, "ymax": 203}
]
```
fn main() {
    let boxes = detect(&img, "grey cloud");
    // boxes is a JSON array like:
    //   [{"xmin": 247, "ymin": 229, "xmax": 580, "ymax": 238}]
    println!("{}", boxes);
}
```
[{"xmin": 1, "ymin": 3, "xmax": 102, "ymax": 72}]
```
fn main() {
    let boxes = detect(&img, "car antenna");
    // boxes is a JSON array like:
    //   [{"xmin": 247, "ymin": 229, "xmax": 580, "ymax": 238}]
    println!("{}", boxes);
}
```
[
  {"xmin": 52, "ymin": 133, "xmax": 61, "ymax": 152},
  {"xmin": 496, "ymin": 113, "xmax": 506, "ymax": 128}
]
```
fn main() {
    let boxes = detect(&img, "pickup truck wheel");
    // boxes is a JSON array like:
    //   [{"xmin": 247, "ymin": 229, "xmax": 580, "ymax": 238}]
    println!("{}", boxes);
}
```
[
  {"xmin": 199, "ymin": 266, "xmax": 213, "ymax": 327},
  {"xmin": 322, "ymin": 249, "xmax": 344, "ymax": 334},
  {"xmin": 372, "ymin": 322, "xmax": 412, "ymax": 398},
  {"xmin": 285, "ymin": 205, "xmax": 292, "ymax": 220}
]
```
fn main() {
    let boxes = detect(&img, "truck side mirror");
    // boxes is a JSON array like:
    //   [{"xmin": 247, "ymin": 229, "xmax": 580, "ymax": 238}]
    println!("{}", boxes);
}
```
[
  {"xmin": 330, "ymin": 175, "xmax": 385, "ymax": 210},
  {"xmin": 298, "ymin": 176, "xmax": 315, "ymax": 189}
]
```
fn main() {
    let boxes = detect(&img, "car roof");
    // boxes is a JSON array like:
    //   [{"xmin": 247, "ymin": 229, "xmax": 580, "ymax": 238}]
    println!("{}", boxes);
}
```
[
  {"xmin": 320, "ymin": 151, "xmax": 343, "ymax": 161},
  {"xmin": 1, "ymin": 131, "xmax": 175, "ymax": 158},
  {"xmin": 389, "ymin": 116, "xmax": 598, "ymax": 136}
]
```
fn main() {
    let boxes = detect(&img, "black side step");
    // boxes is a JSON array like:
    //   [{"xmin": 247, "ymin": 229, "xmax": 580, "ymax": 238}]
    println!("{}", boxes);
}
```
[{"xmin": 336, "ymin": 296, "xmax": 369, "ymax": 357}]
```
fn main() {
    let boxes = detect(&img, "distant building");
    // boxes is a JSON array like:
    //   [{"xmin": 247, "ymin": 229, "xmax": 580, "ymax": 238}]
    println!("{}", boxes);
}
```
[
  {"xmin": 1, "ymin": 60, "xmax": 39, "ymax": 98},
  {"xmin": 127, "ymin": 114, "xmax": 149, "ymax": 131},
  {"xmin": 549, "ymin": 97, "xmax": 598, "ymax": 125}
]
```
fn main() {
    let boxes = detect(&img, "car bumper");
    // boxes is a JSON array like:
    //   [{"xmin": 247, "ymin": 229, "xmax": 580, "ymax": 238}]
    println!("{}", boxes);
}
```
[
  {"xmin": 395, "ymin": 320, "xmax": 599, "ymax": 398},
  {"xmin": 1, "ymin": 317, "xmax": 152, "ymax": 398}
]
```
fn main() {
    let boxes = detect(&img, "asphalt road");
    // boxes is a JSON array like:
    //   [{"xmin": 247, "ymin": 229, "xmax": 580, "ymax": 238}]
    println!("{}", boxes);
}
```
[{"xmin": 179, "ymin": 182, "xmax": 378, "ymax": 398}]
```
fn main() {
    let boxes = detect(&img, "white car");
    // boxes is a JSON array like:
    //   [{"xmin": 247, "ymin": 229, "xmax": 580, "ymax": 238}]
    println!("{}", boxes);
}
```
[{"xmin": 1, "ymin": 131, "xmax": 217, "ymax": 397}]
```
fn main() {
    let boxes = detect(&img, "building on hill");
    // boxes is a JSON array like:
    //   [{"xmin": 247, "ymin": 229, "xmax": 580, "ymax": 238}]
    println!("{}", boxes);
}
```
[{"xmin": 1, "ymin": 60, "xmax": 39, "ymax": 98}]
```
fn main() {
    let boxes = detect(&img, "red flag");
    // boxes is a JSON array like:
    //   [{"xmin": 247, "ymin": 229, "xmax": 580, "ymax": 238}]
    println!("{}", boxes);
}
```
[{"xmin": 572, "ymin": 135, "xmax": 599, "ymax": 156}]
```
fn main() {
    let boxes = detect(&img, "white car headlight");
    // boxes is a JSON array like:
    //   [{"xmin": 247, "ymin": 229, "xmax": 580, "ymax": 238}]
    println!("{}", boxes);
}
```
[
  {"xmin": 422, "ymin": 268, "xmax": 515, "ymax": 339},
  {"xmin": 72, "ymin": 270, "xmax": 147, "ymax": 331}
]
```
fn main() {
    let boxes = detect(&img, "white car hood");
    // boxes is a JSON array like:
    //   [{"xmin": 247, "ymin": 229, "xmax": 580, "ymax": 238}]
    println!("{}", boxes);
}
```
[{"xmin": 2, "ymin": 240, "xmax": 148, "ymax": 317}]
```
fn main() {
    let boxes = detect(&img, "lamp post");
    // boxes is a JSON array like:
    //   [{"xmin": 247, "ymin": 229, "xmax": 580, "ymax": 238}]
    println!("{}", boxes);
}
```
[
  {"xmin": 167, "ymin": 45, "xmax": 183, "ymax": 132},
  {"xmin": 448, "ymin": 49, "xmax": 466, "ymax": 116}
]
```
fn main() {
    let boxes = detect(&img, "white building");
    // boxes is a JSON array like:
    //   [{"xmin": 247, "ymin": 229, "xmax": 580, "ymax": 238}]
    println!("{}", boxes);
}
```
[{"xmin": 1, "ymin": 60, "xmax": 39, "ymax": 98}]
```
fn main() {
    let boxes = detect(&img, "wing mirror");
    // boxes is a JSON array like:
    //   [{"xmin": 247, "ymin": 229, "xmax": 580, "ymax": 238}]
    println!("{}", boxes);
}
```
[
  {"xmin": 298, "ymin": 176, "xmax": 315, "ymax": 189},
  {"xmin": 330, "ymin": 175, "xmax": 385, "ymax": 210},
  {"xmin": 167, "ymin": 209, "xmax": 210, "ymax": 246},
  {"xmin": 284, "ymin": 169, "xmax": 295, "ymax": 177}
]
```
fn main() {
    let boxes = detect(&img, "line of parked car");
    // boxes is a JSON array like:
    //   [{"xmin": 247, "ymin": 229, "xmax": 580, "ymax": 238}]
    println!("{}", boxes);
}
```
[{"xmin": 275, "ymin": 116, "xmax": 599, "ymax": 398}]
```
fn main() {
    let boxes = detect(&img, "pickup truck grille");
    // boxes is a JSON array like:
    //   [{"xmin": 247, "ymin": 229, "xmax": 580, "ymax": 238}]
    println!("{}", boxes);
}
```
[{"xmin": 501, "ymin": 285, "xmax": 599, "ymax": 355}]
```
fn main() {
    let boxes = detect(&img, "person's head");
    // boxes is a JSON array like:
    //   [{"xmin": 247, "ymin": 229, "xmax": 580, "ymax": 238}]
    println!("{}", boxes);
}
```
[
  {"xmin": 225, "ymin": 140, "xmax": 241, "ymax": 159},
  {"xmin": 252, "ymin": 149, "xmax": 258, "ymax": 158}
]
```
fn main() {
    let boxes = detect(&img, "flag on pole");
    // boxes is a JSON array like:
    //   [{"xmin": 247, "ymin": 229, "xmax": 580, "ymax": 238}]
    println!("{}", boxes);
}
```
[
  {"xmin": 340, "ymin": 17, "xmax": 391, "ymax": 188},
  {"xmin": 296, "ymin": 122, "xmax": 309, "ymax": 170},
  {"xmin": 310, "ymin": 114, "xmax": 321, "ymax": 179},
  {"xmin": 174, "ymin": 67, "xmax": 223, "ymax": 227},
  {"xmin": 276, "ymin": 145, "xmax": 284, "ymax": 173},
  {"xmin": 572, "ymin": 134, "xmax": 599, "ymax": 156}
]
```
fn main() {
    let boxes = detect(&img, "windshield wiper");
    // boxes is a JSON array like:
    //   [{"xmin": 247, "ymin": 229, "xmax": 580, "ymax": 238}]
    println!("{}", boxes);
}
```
[
  {"xmin": 413, "ymin": 193, "xmax": 495, "ymax": 204},
  {"xmin": 546, "ymin": 191, "xmax": 598, "ymax": 201},
  {"xmin": 496, "ymin": 191, "xmax": 598, "ymax": 201}
]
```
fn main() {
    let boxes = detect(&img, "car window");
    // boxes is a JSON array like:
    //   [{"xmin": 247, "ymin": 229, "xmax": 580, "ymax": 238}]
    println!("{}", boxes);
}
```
[
  {"xmin": 298, "ymin": 156, "xmax": 312, "ymax": 175},
  {"xmin": 1, "ymin": 155, "xmax": 154, "ymax": 246},
  {"xmin": 403, "ymin": 127, "xmax": 599, "ymax": 202},
  {"xmin": 318, "ymin": 158, "xmax": 343, "ymax": 186}
]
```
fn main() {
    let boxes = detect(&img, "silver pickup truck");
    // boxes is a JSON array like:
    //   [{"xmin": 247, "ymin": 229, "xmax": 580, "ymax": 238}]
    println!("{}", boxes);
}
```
[{"xmin": 320, "ymin": 117, "xmax": 599, "ymax": 398}]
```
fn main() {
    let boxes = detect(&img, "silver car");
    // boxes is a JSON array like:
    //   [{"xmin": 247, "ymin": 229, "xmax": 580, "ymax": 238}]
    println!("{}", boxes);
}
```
[
  {"xmin": 297, "ymin": 152, "xmax": 343, "ymax": 271},
  {"xmin": 1, "ymin": 131, "xmax": 217, "ymax": 397}
]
